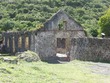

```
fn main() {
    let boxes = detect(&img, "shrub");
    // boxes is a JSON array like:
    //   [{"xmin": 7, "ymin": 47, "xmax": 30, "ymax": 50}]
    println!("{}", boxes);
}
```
[
  {"xmin": 89, "ymin": 29, "xmax": 98, "ymax": 37},
  {"xmin": 2, "ymin": 20, "xmax": 15, "ymax": 31}
]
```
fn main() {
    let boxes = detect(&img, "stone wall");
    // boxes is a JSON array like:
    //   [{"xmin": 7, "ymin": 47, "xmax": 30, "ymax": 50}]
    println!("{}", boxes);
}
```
[
  {"xmin": 34, "ymin": 30, "xmax": 85, "ymax": 61},
  {"xmin": 2, "ymin": 30, "xmax": 86, "ymax": 61},
  {"xmin": 2, "ymin": 31, "xmax": 56, "ymax": 61},
  {"xmin": 70, "ymin": 38, "xmax": 110, "ymax": 62},
  {"xmin": 2, "ymin": 31, "xmax": 32, "ymax": 53},
  {"xmin": 3, "ymin": 31, "xmax": 110, "ymax": 63},
  {"xmin": 34, "ymin": 31, "xmax": 56, "ymax": 61}
]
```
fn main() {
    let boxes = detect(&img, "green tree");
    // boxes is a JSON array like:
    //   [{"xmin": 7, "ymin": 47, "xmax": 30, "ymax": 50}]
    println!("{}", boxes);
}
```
[
  {"xmin": 89, "ymin": 28, "xmax": 98, "ymax": 37},
  {"xmin": 98, "ymin": 9, "xmax": 110, "ymax": 37}
]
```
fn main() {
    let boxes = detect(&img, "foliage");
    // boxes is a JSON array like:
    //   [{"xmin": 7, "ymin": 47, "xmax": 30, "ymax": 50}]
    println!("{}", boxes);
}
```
[
  {"xmin": 58, "ymin": 20, "xmax": 65, "ymax": 30},
  {"xmin": 89, "ymin": 28, "xmax": 98, "ymax": 37},
  {"xmin": 0, "ymin": 0, "xmax": 110, "ymax": 36},
  {"xmin": 98, "ymin": 9, "xmax": 110, "ymax": 37}
]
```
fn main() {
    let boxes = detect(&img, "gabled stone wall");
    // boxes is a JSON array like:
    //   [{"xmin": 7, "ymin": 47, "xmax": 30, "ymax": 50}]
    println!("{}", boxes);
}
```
[{"xmin": 43, "ymin": 10, "xmax": 84, "ymax": 31}]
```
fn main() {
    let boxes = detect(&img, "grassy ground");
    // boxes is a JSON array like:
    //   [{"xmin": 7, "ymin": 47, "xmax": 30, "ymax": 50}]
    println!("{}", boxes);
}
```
[{"xmin": 0, "ymin": 59, "xmax": 110, "ymax": 83}]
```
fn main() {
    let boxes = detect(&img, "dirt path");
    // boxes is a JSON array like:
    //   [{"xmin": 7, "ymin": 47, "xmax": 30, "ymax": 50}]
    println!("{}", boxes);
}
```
[{"xmin": 88, "ymin": 62, "xmax": 110, "ymax": 75}]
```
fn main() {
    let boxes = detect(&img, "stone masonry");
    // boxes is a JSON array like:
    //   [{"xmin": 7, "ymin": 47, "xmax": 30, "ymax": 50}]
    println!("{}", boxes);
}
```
[{"xmin": 70, "ymin": 38, "xmax": 110, "ymax": 62}]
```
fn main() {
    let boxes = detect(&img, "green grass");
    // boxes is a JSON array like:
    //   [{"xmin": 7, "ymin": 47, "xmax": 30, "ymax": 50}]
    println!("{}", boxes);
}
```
[{"xmin": 0, "ymin": 60, "xmax": 110, "ymax": 83}]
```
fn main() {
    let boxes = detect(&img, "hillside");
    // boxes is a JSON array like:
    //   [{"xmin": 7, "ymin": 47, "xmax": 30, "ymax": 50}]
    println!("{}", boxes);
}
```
[{"xmin": 0, "ymin": 0, "xmax": 110, "ymax": 36}]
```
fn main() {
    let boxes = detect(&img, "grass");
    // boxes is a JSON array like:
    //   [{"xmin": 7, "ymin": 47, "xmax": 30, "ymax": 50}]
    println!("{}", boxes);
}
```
[{"xmin": 0, "ymin": 59, "xmax": 110, "ymax": 83}]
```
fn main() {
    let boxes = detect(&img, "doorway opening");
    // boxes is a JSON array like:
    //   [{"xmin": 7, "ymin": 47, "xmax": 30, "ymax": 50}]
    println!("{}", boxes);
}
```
[{"xmin": 56, "ymin": 38, "xmax": 70, "ymax": 61}]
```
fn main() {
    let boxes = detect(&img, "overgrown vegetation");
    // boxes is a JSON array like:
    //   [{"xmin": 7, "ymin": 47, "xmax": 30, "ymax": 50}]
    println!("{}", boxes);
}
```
[
  {"xmin": 0, "ymin": 60, "xmax": 110, "ymax": 83},
  {"xmin": 98, "ymin": 9, "xmax": 110, "ymax": 37},
  {"xmin": 0, "ymin": 0, "xmax": 110, "ymax": 36}
]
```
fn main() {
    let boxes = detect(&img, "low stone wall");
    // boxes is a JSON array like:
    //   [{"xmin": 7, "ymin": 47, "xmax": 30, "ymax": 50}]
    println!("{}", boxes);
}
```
[
  {"xmin": 70, "ymin": 38, "xmax": 110, "ymax": 62},
  {"xmin": 2, "ymin": 31, "xmax": 32, "ymax": 53}
]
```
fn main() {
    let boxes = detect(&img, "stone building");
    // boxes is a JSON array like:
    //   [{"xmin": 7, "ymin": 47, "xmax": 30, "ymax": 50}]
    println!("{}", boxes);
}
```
[{"xmin": 2, "ymin": 10, "xmax": 85, "ymax": 61}]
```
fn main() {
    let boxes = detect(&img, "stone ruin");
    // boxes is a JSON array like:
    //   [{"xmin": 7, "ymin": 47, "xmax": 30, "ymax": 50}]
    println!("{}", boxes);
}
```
[
  {"xmin": 1, "ymin": 10, "xmax": 110, "ymax": 62},
  {"xmin": 1, "ymin": 10, "xmax": 85, "ymax": 61}
]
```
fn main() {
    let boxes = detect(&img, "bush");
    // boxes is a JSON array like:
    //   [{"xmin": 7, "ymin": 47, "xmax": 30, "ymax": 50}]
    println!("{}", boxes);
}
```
[
  {"xmin": 2, "ymin": 20, "xmax": 15, "ymax": 31},
  {"xmin": 23, "ymin": 8, "xmax": 29, "ymax": 13},
  {"xmin": 76, "ymin": 8, "xmax": 85, "ymax": 16},
  {"xmin": 66, "ymin": 1, "xmax": 82, "ymax": 7},
  {"xmin": 9, "ymin": 11, "xmax": 16, "ymax": 18},
  {"xmin": 89, "ymin": 29, "xmax": 98, "ymax": 37}
]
